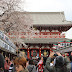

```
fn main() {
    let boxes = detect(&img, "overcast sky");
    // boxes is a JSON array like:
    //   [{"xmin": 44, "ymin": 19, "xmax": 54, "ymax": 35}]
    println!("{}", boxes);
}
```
[{"xmin": 21, "ymin": 0, "xmax": 72, "ymax": 39}]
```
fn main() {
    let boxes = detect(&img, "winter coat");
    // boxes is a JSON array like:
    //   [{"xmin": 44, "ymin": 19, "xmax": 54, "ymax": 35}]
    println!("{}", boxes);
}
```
[
  {"xmin": 44, "ymin": 57, "xmax": 71, "ymax": 72},
  {"xmin": 27, "ymin": 65, "xmax": 36, "ymax": 72}
]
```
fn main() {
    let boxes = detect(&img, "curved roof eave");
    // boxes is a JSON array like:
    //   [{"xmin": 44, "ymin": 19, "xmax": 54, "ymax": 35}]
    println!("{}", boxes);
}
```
[
  {"xmin": 33, "ymin": 23, "xmax": 72, "ymax": 27},
  {"xmin": 22, "ymin": 38, "xmax": 70, "ymax": 44}
]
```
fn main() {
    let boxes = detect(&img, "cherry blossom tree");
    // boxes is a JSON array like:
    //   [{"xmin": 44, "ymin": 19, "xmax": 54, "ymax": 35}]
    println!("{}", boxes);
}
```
[{"xmin": 0, "ymin": 0, "xmax": 39, "ymax": 49}]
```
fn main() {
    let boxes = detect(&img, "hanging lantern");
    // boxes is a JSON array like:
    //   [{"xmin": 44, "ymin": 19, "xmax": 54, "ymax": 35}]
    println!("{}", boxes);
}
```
[{"xmin": 31, "ymin": 50, "xmax": 37, "ymax": 57}]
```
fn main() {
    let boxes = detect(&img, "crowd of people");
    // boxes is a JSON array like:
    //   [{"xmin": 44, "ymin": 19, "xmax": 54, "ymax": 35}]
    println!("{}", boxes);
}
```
[{"xmin": 0, "ymin": 50, "xmax": 72, "ymax": 72}]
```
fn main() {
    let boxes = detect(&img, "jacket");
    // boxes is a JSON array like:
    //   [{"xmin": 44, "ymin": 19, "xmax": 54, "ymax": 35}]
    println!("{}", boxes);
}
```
[
  {"xmin": 27, "ymin": 65, "xmax": 36, "ymax": 72},
  {"xmin": 44, "ymin": 57, "xmax": 71, "ymax": 72}
]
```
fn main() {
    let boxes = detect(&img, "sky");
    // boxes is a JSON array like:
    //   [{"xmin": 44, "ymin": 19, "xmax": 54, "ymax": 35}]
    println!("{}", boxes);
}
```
[{"xmin": 21, "ymin": 0, "xmax": 72, "ymax": 39}]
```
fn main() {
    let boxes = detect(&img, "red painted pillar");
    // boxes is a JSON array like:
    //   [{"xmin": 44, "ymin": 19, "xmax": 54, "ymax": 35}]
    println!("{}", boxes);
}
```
[
  {"xmin": 39, "ymin": 48, "xmax": 41, "ymax": 57},
  {"xmin": 27, "ymin": 48, "xmax": 30, "ymax": 58}
]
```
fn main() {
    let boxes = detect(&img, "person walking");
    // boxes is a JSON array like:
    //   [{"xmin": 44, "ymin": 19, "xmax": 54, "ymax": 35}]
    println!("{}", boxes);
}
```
[{"xmin": 38, "ymin": 57, "xmax": 44, "ymax": 72}]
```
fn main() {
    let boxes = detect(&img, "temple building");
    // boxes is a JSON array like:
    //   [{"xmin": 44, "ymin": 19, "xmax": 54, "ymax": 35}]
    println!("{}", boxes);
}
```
[{"xmin": 9, "ymin": 12, "xmax": 72, "ymax": 58}]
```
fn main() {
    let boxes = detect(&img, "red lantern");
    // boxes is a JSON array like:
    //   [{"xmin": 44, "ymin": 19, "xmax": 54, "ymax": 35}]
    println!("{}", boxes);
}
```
[{"xmin": 31, "ymin": 50, "xmax": 37, "ymax": 57}]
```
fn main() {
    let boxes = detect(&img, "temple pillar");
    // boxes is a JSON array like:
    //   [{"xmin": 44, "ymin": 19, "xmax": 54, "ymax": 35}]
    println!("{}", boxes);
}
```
[
  {"xmin": 39, "ymin": 48, "xmax": 41, "ymax": 57},
  {"xmin": 27, "ymin": 48, "xmax": 30, "ymax": 58}
]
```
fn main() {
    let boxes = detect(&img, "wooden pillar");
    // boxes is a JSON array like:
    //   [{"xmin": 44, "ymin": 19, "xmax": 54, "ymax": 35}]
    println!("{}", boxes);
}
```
[
  {"xmin": 27, "ymin": 48, "xmax": 30, "ymax": 58},
  {"xmin": 39, "ymin": 48, "xmax": 41, "ymax": 57}
]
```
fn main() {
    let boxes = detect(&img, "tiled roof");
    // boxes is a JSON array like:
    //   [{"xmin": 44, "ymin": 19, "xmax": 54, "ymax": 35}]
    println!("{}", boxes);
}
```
[
  {"xmin": 22, "ymin": 38, "xmax": 70, "ymax": 43},
  {"xmin": 27, "ymin": 12, "xmax": 72, "ymax": 26}
]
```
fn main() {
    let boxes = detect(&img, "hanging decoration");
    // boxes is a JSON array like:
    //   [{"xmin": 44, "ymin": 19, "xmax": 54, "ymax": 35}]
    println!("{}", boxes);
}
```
[{"xmin": 31, "ymin": 50, "xmax": 37, "ymax": 57}]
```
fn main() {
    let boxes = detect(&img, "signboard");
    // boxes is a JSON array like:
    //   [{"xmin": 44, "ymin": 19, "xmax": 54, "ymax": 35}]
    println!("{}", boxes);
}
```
[
  {"xmin": 0, "ymin": 39, "xmax": 16, "ymax": 54},
  {"xmin": 53, "ymin": 41, "xmax": 72, "ymax": 52},
  {"xmin": 0, "ymin": 31, "xmax": 16, "ymax": 49}
]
